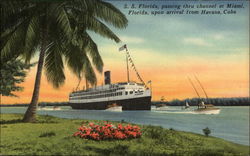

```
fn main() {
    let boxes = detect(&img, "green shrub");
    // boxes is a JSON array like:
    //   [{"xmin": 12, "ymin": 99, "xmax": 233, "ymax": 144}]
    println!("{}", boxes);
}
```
[
  {"xmin": 203, "ymin": 127, "xmax": 211, "ymax": 137},
  {"xmin": 143, "ymin": 125, "xmax": 164, "ymax": 139},
  {"xmin": 170, "ymin": 128, "xmax": 175, "ymax": 131}
]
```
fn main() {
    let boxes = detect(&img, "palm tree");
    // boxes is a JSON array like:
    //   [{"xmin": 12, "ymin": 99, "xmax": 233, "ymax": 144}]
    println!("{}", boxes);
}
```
[{"xmin": 1, "ymin": 0, "xmax": 128, "ymax": 122}]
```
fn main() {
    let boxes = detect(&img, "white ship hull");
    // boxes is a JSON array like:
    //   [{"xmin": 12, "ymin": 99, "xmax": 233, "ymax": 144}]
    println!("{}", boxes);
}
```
[{"xmin": 193, "ymin": 108, "xmax": 220, "ymax": 114}]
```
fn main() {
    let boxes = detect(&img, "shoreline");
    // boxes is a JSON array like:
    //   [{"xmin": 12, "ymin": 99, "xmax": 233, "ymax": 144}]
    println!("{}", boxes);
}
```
[
  {"xmin": 2, "ymin": 106, "xmax": 249, "ymax": 146},
  {"xmin": 1, "ymin": 113, "xmax": 249, "ymax": 155}
]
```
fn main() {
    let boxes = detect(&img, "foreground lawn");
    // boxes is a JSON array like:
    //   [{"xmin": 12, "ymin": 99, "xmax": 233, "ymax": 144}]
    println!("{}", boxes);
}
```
[{"xmin": 0, "ymin": 114, "xmax": 249, "ymax": 156}]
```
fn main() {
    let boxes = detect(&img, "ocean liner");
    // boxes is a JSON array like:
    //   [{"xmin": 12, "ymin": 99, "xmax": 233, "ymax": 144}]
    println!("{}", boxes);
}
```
[{"xmin": 69, "ymin": 45, "xmax": 152, "ymax": 110}]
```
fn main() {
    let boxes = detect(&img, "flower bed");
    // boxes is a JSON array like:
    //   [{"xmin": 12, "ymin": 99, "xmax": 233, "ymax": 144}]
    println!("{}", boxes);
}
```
[{"xmin": 73, "ymin": 122, "xmax": 142, "ymax": 140}]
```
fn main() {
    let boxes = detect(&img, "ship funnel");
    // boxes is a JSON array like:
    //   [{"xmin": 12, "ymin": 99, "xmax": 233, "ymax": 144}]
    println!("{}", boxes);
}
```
[{"xmin": 104, "ymin": 71, "xmax": 111, "ymax": 85}]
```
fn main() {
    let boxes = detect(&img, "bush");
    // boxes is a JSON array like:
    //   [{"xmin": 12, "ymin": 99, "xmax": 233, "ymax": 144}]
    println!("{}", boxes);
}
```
[
  {"xmin": 169, "ymin": 128, "xmax": 175, "ymax": 131},
  {"xmin": 143, "ymin": 125, "xmax": 164, "ymax": 139},
  {"xmin": 73, "ymin": 122, "xmax": 142, "ymax": 140},
  {"xmin": 203, "ymin": 127, "xmax": 211, "ymax": 137}
]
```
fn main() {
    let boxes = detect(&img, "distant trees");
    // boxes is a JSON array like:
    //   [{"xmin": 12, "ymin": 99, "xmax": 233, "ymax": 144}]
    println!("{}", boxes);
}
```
[
  {"xmin": 204, "ymin": 97, "xmax": 250, "ymax": 106},
  {"xmin": 153, "ymin": 97, "xmax": 250, "ymax": 106},
  {"xmin": 0, "ymin": 58, "xmax": 34, "ymax": 97}
]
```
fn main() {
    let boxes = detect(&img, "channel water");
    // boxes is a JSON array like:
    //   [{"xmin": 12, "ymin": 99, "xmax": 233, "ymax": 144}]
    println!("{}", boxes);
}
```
[{"xmin": 1, "ymin": 106, "xmax": 249, "ymax": 145}]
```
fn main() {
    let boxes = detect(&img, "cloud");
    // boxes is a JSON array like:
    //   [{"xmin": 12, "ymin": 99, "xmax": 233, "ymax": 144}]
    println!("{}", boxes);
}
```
[
  {"xmin": 183, "ymin": 37, "xmax": 212, "ymax": 47},
  {"xmin": 120, "ymin": 36, "xmax": 145, "ymax": 44},
  {"xmin": 211, "ymin": 34, "xmax": 225, "ymax": 40}
]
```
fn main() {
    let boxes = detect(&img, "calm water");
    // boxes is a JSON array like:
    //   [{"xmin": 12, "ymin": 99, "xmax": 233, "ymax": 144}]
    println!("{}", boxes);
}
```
[{"xmin": 1, "ymin": 106, "xmax": 249, "ymax": 146}]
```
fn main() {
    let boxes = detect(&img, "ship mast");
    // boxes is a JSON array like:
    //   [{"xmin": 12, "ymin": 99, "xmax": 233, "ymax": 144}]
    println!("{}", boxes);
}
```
[
  {"xmin": 75, "ymin": 77, "xmax": 81, "ymax": 91},
  {"xmin": 194, "ymin": 74, "xmax": 209, "ymax": 99},
  {"xmin": 188, "ymin": 76, "xmax": 201, "ymax": 99},
  {"xmin": 85, "ymin": 76, "xmax": 90, "ymax": 90},
  {"xmin": 125, "ymin": 45, "xmax": 130, "ymax": 82},
  {"xmin": 119, "ymin": 44, "xmax": 147, "ymax": 87}
]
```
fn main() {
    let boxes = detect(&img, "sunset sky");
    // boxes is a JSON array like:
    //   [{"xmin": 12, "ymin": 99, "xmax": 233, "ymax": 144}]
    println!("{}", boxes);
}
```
[{"xmin": 2, "ymin": 1, "xmax": 249, "ymax": 104}]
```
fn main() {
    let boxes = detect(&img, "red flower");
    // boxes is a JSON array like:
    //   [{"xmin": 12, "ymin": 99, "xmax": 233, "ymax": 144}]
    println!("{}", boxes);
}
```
[{"xmin": 73, "ymin": 122, "xmax": 142, "ymax": 140}]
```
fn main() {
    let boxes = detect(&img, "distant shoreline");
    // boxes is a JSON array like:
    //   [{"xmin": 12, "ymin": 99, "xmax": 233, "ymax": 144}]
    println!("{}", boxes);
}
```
[
  {"xmin": 1, "ymin": 98, "xmax": 249, "ymax": 107},
  {"xmin": 0, "ymin": 103, "xmax": 69, "ymax": 107}
]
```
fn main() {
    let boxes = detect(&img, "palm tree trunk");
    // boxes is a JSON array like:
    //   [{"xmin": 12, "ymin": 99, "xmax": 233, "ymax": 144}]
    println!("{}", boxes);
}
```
[{"xmin": 23, "ymin": 26, "xmax": 48, "ymax": 123}]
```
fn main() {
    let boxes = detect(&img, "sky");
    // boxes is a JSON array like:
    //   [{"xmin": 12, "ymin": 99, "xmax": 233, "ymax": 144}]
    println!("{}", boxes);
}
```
[{"xmin": 2, "ymin": 0, "xmax": 249, "ymax": 104}]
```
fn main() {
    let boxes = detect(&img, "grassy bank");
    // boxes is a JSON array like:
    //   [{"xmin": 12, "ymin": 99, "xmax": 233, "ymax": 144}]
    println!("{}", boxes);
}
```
[{"xmin": 1, "ymin": 114, "xmax": 249, "ymax": 156}]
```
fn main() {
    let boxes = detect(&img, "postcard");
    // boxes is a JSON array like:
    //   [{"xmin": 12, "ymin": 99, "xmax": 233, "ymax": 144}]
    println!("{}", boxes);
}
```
[{"xmin": 1, "ymin": 0, "xmax": 249, "ymax": 155}]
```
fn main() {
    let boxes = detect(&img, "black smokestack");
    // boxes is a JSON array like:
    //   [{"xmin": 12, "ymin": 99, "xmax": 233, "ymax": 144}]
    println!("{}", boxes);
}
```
[{"xmin": 104, "ymin": 71, "xmax": 111, "ymax": 85}]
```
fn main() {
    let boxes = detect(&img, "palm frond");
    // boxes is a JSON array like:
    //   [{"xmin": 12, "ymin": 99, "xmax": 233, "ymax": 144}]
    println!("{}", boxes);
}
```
[
  {"xmin": 49, "ymin": 3, "xmax": 73, "ymax": 42},
  {"xmin": 85, "ymin": 33, "xmax": 103, "ymax": 73},
  {"xmin": 66, "ymin": 24, "xmax": 103, "ymax": 73},
  {"xmin": 44, "ymin": 41, "xmax": 65, "ymax": 88},
  {"xmin": 1, "ymin": 21, "xmax": 28, "ymax": 61},
  {"xmin": 71, "ymin": 0, "xmax": 127, "ymax": 29},
  {"xmin": 77, "ymin": 14, "xmax": 121, "ymax": 42},
  {"xmin": 93, "ymin": 0, "xmax": 128, "ymax": 29},
  {"xmin": 1, "ymin": 1, "xmax": 36, "ymax": 34},
  {"xmin": 22, "ymin": 15, "xmax": 40, "ymax": 63},
  {"xmin": 63, "ymin": 42, "xmax": 97, "ymax": 85},
  {"xmin": 82, "ymin": 57, "xmax": 97, "ymax": 85},
  {"xmin": 64, "ymin": 44, "xmax": 85, "ymax": 76}
]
